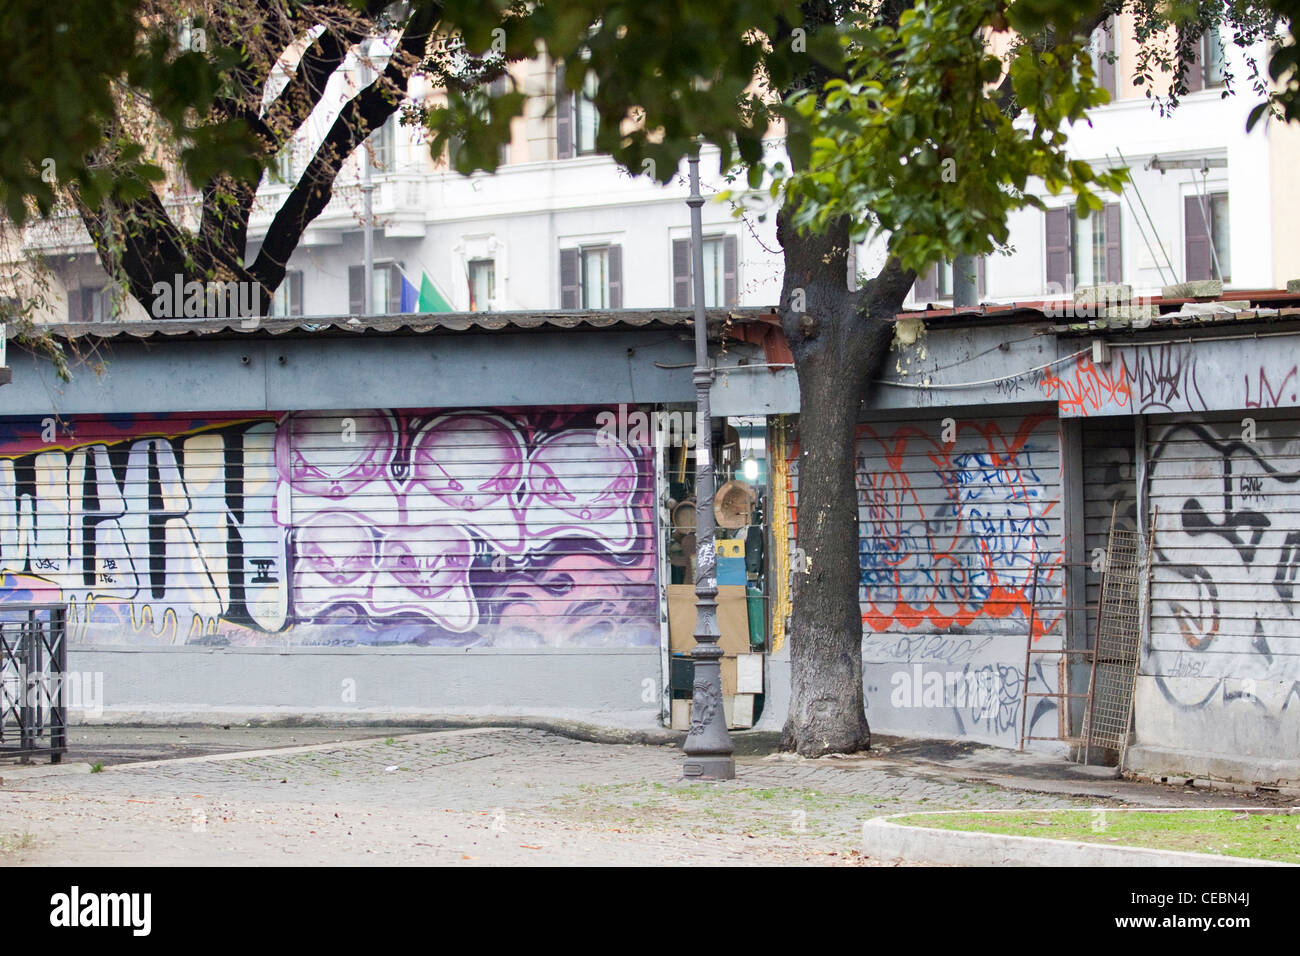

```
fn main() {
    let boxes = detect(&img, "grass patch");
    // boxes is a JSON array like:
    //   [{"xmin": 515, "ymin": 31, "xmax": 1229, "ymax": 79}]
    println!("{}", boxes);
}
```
[
  {"xmin": 894, "ymin": 809, "xmax": 1300, "ymax": 863},
  {"xmin": 0, "ymin": 831, "xmax": 37, "ymax": 852},
  {"xmin": 90, "ymin": 761, "xmax": 104, "ymax": 773}
]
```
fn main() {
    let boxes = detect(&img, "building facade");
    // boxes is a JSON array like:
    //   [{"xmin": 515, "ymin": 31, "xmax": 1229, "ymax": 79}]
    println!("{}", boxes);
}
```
[{"xmin": 21, "ymin": 17, "xmax": 1300, "ymax": 328}]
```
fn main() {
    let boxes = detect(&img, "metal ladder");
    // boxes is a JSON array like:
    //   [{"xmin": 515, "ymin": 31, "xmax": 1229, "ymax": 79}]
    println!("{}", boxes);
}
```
[{"xmin": 1017, "ymin": 560, "xmax": 1094, "ymax": 752}]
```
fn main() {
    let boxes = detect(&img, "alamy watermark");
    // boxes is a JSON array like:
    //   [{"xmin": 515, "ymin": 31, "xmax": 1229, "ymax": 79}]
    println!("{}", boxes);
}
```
[
  {"xmin": 1, "ymin": 670, "xmax": 104, "ymax": 718},
  {"xmin": 1040, "ymin": 280, "xmax": 1151, "ymax": 320},
  {"xmin": 890, "ymin": 664, "xmax": 1008, "ymax": 721},
  {"xmin": 50, "ymin": 886, "xmax": 151, "ymax": 936},
  {"xmin": 150, "ymin": 274, "xmax": 261, "ymax": 325},
  {"xmin": 596, "ymin": 404, "xmax": 698, "ymax": 449}
]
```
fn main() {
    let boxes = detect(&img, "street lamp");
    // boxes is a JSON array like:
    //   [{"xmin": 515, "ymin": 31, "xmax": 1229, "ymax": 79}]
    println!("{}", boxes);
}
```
[{"xmin": 682, "ymin": 145, "xmax": 735, "ymax": 780}]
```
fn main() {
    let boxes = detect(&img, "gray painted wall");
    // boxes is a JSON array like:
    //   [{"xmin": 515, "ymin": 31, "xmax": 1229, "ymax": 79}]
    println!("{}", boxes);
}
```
[
  {"xmin": 66, "ymin": 645, "xmax": 661, "ymax": 727},
  {"xmin": 5, "ymin": 329, "xmax": 696, "ymax": 416},
  {"xmin": 883, "ymin": 321, "xmax": 1300, "ymax": 419}
]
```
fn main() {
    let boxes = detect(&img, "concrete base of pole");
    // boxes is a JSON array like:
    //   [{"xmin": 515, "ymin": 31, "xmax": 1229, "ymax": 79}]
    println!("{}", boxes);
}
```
[{"xmin": 682, "ymin": 755, "xmax": 735, "ymax": 780}]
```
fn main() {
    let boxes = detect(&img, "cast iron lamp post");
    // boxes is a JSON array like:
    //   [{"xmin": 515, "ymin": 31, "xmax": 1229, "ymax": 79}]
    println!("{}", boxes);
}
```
[{"xmin": 681, "ymin": 145, "xmax": 735, "ymax": 780}]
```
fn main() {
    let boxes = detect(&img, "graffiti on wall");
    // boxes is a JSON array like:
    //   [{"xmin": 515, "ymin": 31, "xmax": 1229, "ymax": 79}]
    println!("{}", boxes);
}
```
[
  {"xmin": 1147, "ymin": 420, "xmax": 1300, "ymax": 695},
  {"xmin": 1043, "ymin": 343, "xmax": 1300, "ymax": 419},
  {"xmin": 1042, "ymin": 345, "xmax": 1204, "ymax": 417},
  {"xmin": 0, "ymin": 414, "xmax": 286, "ymax": 643},
  {"xmin": 0, "ymin": 408, "xmax": 657, "ymax": 647},
  {"xmin": 862, "ymin": 633, "xmax": 1060, "ymax": 745},
  {"xmin": 853, "ymin": 415, "xmax": 1061, "ymax": 638}
]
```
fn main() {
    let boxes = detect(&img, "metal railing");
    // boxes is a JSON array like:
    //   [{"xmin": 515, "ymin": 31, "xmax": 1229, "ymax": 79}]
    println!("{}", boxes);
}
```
[{"xmin": 0, "ymin": 603, "xmax": 68, "ymax": 763}]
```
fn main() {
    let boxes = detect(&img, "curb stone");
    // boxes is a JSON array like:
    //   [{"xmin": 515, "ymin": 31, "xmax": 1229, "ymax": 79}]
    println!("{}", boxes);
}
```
[
  {"xmin": 47, "ymin": 726, "xmax": 673, "ymax": 775},
  {"xmin": 862, "ymin": 809, "xmax": 1298, "ymax": 867},
  {"xmin": 74, "ymin": 714, "xmax": 686, "ymax": 748},
  {"xmin": 0, "ymin": 762, "xmax": 94, "ymax": 785}
]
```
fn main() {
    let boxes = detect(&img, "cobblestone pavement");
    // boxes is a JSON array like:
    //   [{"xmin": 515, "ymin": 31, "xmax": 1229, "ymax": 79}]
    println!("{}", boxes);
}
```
[{"xmin": 0, "ymin": 728, "xmax": 1276, "ymax": 866}]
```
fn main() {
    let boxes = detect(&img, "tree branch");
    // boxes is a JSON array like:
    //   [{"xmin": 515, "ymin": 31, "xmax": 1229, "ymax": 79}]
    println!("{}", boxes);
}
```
[{"xmin": 249, "ymin": 1, "xmax": 440, "ymax": 290}]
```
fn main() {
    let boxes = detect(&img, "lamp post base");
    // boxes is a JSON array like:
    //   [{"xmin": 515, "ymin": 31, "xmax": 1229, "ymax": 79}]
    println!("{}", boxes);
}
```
[{"xmin": 681, "ymin": 755, "xmax": 736, "ymax": 780}]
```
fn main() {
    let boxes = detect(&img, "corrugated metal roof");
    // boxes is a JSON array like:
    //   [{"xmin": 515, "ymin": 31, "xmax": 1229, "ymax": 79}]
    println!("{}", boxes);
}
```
[
  {"xmin": 894, "ymin": 290, "xmax": 1300, "ymax": 334},
  {"xmin": 36, "ymin": 307, "xmax": 777, "ymax": 342}
]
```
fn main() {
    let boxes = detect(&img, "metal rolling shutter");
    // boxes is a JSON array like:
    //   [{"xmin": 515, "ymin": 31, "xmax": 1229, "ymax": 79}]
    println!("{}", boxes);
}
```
[
  {"xmin": 0, "ymin": 407, "xmax": 659, "ymax": 649},
  {"xmin": 841, "ymin": 412, "xmax": 1063, "ymax": 637},
  {"xmin": 1081, "ymin": 420, "xmax": 1138, "ymax": 643},
  {"xmin": 1146, "ymin": 414, "xmax": 1300, "ymax": 683},
  {"xmin": 279, "ymin": 406, "xmax": 659, "ymax": 646},
  {"xmin": 0, "ymin": 413, "xmax": 286, "ymax": 645}
]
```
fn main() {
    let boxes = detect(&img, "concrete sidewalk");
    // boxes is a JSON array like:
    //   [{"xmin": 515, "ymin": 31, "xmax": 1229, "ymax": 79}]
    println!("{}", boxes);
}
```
[
  {"xmin": 6, "ymin": 721, "xmax": 1291, "ymax": 809},
  {"xmin": 2, "ymin": 722, "xmax": 1292, "ymax": 865}
]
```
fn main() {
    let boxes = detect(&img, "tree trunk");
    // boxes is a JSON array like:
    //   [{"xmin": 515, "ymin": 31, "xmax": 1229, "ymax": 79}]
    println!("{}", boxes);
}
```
[{"xmin": 776, "ymin": 210, "xmax": 913, "ymax": 756}]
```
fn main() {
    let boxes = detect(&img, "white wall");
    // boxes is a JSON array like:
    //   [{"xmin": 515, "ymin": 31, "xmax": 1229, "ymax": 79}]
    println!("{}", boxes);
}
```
[
  {"xmin": 256, "ymin": 148, "xmax": 785, "ymax": 314},
  {"xmin": 37, "ymin": 34, "xmax": 1291, "ymax": 318}
]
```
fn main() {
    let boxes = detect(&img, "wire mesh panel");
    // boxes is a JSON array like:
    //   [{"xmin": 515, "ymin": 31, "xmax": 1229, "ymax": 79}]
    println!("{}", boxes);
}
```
[
  {"xmin": 0, "ymin": 603, "xmax": 68, "ymax": 763},
  {"xmin": 1084, "ymin": 523, "xmax": 1144, "ymax": 752}
]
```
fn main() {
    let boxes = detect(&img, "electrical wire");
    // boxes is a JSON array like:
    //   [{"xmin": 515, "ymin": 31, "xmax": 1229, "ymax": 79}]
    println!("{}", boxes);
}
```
[{"xmin": 876, "ymin": 347, "xmax": 1091, "ymax": 390}]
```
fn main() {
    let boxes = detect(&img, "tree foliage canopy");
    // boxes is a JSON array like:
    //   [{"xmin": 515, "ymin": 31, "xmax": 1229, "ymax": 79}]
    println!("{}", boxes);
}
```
[
  {"xmin": 0, "ymin": 0, "xmax": 260, "ymax": 224},
  {"xmin": 768, "ymin": 0, "xmax": 1127, "ymax": 274},
  {"xmin": 762, "ymin": 0, "xmax": 1292, "ymax": 275},
  {"xmin": 414, "ymin": 0, "xmax": 817, "ymax": 180}
]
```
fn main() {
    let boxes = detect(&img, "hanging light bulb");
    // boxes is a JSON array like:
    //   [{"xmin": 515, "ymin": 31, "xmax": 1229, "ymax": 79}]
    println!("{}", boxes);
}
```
[{"xmin": 742, "ymin": 457, "xmax": 759, "ymax": 482}]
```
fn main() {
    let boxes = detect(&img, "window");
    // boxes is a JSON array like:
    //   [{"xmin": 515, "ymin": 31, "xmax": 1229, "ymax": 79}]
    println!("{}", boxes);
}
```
[
  {"xmin": 1090, "ymin": 17, "xmax": 1117, "ymax": 99},
  {"xmin": 912, "ymin": 258, "xmax": 984, "ymax": 302},
  {"xmin": 559, "ymin": 244, "xmax": 622, "ymax": 309},
  {"xmin": 70, "ymin": 286, "xmax": 111, "ymax": 323},
  {"xmin": 555, "ymin": 63, "xmax": 599, "ymax": 159},
  {"xmin": 936, "ymin": 262, "xmax": 954, "ymax": 299},
  {"xmin": 1204, "ymin": 28, "xmax": 1227, "ymax": 88},
  {"xmin": 367, "ymin": 114, "xmax": 396, "ymax": 172},
  {"xmin": 449, "ymin": 75, "xmax": 510, "ymax": 169},
  {"xmin": 582, "ymin": 246, "xmax": 610, "ymax": 308},
  {"xmin": 1071, "ymin": 208, "xmax": 1109, "ymax": 287},
  {"xmin": 1044, "ymin": 204, "xmax": 1122, "ymax": 290},
  {"xmin": 575, "ymin": 72, "xmax": 599, "ymax": 155},
  {"xmin": 1185, "ymin": 193, "xmax": 1231, "ymax": 282},
  {"xmin": 270, "ymin": 142, "xmax": 296, "ymax": 185},
  {"xmin": 348, "ymin": 262, "xmax": 404, "ymax": 314},
  {"xmin": 1185, "ymin": 27, "xmax": 1227, "ymax": 92},
  {"xmin": 467, "ymin": 259, "xmax": 495, "ymax": 311},
  {"xmin": 672, "ymin": 235, "xmax": 739, "ymax": 308},
  {"xmin": 270, "ymin": 271, "xmax": 303, "ymax": 317}
]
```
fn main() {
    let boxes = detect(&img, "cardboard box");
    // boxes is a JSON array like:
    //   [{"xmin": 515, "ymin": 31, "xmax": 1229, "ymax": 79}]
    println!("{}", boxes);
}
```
[
  {"xmin": 721, "ymin": 694, "xmax": 754, "ymax": 729},
  {"xmin": 716, "ymin": 539, "xmax": 745, "ymax": 558},
  {"xmin": 668, "ymin": 584, "xmax": 753, "ymax": 656},
  {"xmin": 720, "ymin": 657, "xmax": 737, "ymax": 697},
  {"xmin": 717, "ymin": 556, "xmax": 747, "ymax": 585},
  {"xmin": 736, "ymin": 653, "xmax": 763, "ymax": 694},
  {"xmin": 732, "ymin": 694, "xmax": 754, "ymax": 729},
  {"xmin": 671, "ymin": 699, "xmax": 691, "ymax": 731}
]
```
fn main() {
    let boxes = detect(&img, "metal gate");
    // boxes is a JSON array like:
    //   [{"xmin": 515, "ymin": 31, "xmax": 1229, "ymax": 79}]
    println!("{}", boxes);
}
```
[
  {"xmin": 1083, "ymin": 512, "xmax": 1146, "ymax": 760},
  {"xmin": 0, "ymin": 603, "xmax": 68, "ymax": 763}
]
